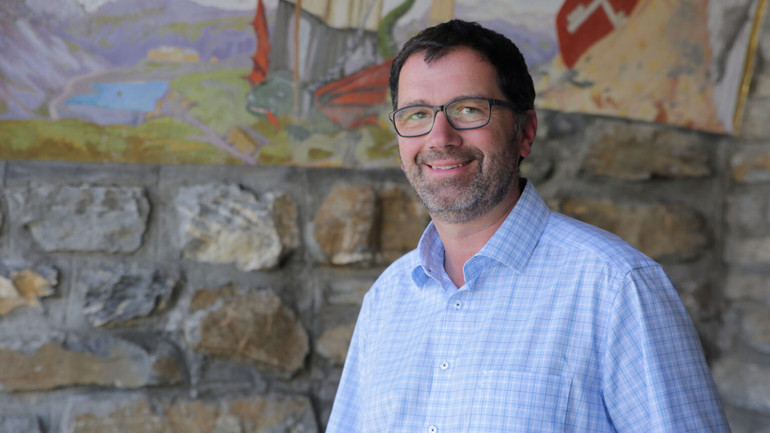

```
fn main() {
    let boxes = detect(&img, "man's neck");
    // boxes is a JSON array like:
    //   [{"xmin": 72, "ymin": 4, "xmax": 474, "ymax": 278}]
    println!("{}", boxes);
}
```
[{"xmin": 433, "ymin": 183, "xmax": 522, "ymax": 287}]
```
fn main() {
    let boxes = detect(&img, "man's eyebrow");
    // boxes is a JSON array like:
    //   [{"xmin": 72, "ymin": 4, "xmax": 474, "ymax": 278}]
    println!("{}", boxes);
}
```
[
  {"xmin": 398, "ymin": 94, "xmax": 486, "ymax": 109},
  {"xmin": 398, "ymin": 99, "xmax": 431, "ymax": 108}
]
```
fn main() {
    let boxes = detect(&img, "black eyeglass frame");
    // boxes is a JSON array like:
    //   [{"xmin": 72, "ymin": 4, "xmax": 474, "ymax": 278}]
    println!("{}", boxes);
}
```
[{"xmin": 388, "ymin": 97, "xmax": 518, "ymax": 138}]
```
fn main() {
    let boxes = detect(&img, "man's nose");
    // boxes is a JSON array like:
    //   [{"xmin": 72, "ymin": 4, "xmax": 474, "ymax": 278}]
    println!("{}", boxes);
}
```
[{"xmin": 426, "ymin": 111, "xmax": 461, "ymax": 148}]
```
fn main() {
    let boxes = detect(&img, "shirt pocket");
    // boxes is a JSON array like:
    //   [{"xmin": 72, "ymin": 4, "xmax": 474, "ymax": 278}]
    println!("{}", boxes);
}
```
[{"xmin": 470, "ymin": 370, "xmax": 571, "ymax": 432}]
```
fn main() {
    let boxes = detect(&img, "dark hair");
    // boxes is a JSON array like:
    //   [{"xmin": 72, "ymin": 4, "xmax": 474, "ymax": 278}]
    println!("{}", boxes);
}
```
[{"xmin": 389, "ymin": 19, "xmax": 535, "ymax": 112}]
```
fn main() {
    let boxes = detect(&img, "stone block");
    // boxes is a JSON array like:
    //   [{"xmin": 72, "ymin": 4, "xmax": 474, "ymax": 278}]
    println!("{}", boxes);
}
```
[
  {"xmin": 378, "ymin": 184, "xmax": 430, "ymax": 263},
  {"xmin": 186, "ymin": 286, "xmax": 309, "ymax": 375},
  {"xmin": 582, "ymin": 121, "xmax": 712, "ymax": 180},
  {"xmin": 0, "ymin": 334, "xmax": 183, "ymax": 391},
  {"xmin": 557, "ymin": 199, "xmax": 709, "ymax": 261},
  {"xmin": 731, "ymin": 145, "xmax": 770, "ymax": 183},
  {"xmin": 175, "ymin": 184, "xmax": 298, "ymax": 271},
  {"xmin": 713, "ymin": 357, "xmax": 770, "ymax": 413},
  {"xmin": 81, "ymin": 263, "xmax": 180, "ymax": 327},
  {"xmin": 313, "ymin": 184, "xmax": 377, "ymax": 265},
  {"xmin": 65, "ymin": 393, "xmax": 318, "ymax": 433},
  {"xmin": 7, "ymin": 184, "xmax": 149, "ymax": 253},
  {"xmin": 0, "ymin": 261, "xmax": 58, "ymax": 316},
  {"xmin": 316, "ymin": 322, "xmax": 355, "ymax": 366}
]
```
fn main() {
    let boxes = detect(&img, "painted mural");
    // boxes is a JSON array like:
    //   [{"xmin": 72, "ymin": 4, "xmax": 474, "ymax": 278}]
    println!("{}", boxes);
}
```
[{"xmin": 0, "ymin": 0, "xmax": 764, "ymax": 166}]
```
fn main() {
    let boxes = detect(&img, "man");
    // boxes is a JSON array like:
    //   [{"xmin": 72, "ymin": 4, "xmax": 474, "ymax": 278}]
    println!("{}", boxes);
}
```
[{"xmin": 326, "ymin": 19, "xmax": 730, "ymax": 432}]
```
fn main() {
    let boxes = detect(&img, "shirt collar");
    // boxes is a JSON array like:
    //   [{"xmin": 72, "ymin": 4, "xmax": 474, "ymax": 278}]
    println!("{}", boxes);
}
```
[{"xmin": 411, "ymin": 180, "xmax": 550, "ymax": 287}]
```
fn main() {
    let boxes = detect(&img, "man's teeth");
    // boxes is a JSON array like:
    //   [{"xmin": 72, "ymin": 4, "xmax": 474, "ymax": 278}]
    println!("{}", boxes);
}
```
[{"xmin": 430, "ymin": 161, "xmax": 469, "ymax": 170}]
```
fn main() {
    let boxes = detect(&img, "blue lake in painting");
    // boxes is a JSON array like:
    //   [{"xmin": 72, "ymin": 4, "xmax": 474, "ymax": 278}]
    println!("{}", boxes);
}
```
[{"xmin": 66, "ymin": 81, "xmax": 170, "ymax": 112}]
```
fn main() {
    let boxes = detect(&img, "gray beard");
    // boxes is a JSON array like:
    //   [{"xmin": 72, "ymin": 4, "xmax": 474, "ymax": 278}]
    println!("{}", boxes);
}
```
[{"xmin": 406, "ymin": 146, "xmax": 519, "ymax": 224}]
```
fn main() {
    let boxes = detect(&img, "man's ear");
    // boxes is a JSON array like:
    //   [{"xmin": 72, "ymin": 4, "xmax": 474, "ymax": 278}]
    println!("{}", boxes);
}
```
[{"xmin": 518, "ymin": 109, "xmax": 537, "ymax": 158}]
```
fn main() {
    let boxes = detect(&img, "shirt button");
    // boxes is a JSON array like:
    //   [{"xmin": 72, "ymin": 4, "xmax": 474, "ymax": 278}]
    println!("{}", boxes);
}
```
[
  {"xmin": 428, "ymin": 426, "xmax": 438, "ymax": 433},
  {"xmin": 454, "ymin": 300, "xmax": 463, "ymax": 310},
  {"xmin": 440, "ymin": 361, "xmax": 449, "ymax": 370}
]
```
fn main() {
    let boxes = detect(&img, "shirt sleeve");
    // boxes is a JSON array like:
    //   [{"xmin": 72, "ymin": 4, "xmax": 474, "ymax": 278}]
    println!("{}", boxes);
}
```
[
  {"xmin": 601, "ymin": 265, "xmax": 730, "ymax": 432},
  {"xmin": 326, "ymin": 294, "xmax": 370, "ymax": 433}
]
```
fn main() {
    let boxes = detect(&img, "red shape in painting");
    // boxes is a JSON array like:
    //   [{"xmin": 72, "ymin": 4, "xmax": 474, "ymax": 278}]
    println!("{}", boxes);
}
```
[
  {"xmin": 314, "ymin": 59, "xmax": 393, "ymax": 130},
  {"xmin": 248, "ymin": 0, "xmax": 270, "ymax": 86},
  {"xmin": 556, "ymin": 0, "xmax": 639, "ymax": 68}
]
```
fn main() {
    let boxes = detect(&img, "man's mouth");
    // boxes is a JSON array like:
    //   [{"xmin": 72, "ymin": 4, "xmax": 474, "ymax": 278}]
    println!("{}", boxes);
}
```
[{"xmin": 427, "ymin": 161, "xmax": 471, "ymax": 170}]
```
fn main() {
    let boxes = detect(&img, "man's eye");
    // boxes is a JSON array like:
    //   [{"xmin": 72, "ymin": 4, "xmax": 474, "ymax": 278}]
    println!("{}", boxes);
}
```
[
  {"xmin": 458, "ymin": 106, "xmax": 482, "ymax": 115},
  {"xmin": 404, "ymin": 109, "xmax": 431, "ymax": 121}
]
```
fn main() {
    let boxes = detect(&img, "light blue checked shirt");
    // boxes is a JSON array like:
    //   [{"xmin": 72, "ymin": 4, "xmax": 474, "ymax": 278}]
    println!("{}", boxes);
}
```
[{"xmin": 327, "ymin": 181, "xmax": 730, "ymax": 433}]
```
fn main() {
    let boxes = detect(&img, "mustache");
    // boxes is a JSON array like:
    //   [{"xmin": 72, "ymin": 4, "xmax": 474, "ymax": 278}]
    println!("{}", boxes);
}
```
[{"xmin": 415, "ymin": 147, "xmax": 483, "ymax": 165}]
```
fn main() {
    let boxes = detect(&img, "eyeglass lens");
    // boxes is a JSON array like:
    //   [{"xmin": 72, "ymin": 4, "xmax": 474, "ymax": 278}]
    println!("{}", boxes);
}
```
[{"xmin": 392, "ymin": 98, "xmax": 492, "ymax": 137}]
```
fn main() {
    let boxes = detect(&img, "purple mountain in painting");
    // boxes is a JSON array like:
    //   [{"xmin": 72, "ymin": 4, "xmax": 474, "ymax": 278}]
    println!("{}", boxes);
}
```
[{"xmin": 0, "ymin": 0, "xmax": 254, "ymax": 121}]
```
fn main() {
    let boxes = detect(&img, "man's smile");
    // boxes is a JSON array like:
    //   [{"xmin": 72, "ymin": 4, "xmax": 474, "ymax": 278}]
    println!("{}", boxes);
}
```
[{"xmin": 426, "ymin": 160, "xmax": 472, "ymax": 170}]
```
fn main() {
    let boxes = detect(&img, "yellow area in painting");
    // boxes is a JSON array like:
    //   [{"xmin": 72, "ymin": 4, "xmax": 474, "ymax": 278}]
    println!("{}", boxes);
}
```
[
  {"xmin": 536, "ymin": 0, "xmax": 722, "ymax": 132},
  {"xmin": 0, "ymin": 118, "xmax": 241, "ymax": 165}
]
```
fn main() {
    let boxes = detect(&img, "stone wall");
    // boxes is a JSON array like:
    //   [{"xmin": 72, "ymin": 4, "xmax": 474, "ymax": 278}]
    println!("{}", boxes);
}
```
[{"xmin": 0, "ymin": 16, "xmax": 768, "ymax": 433}]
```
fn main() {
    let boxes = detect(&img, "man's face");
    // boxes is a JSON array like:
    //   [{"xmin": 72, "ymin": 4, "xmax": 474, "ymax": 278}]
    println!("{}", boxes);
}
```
[{"xmin": 395, "ymin": 47, "xmax": 533, "ymax": 224}]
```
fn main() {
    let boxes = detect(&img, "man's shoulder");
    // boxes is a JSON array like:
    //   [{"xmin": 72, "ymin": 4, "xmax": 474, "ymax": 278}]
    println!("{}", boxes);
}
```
[{"xmin": 542, "ymin": 210, "xmax": 658, "ymax": 271}]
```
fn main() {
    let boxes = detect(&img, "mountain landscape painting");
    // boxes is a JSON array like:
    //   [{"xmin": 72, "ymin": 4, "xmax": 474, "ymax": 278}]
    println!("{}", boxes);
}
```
[{"xmin": 0, "ymin": 0, "xmax": 763, "ymax": 166}]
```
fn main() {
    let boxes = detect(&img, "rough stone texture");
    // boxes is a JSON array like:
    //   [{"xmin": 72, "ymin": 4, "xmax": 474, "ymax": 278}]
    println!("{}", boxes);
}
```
[
  {"xmin": 731, "ymin": 146, "xmax": 770, "ymax": 183},
  {"xmin": 740, "ymin": 98, "xmax": 770, "ymax": 140},
  {"xmin": 741, "ymin": 308, "xmax": 770, "ymax": 354},
  {"xmin": 272, "ymin": 193, "xmax": 301, "ymax": 260},
  {"xmin": 725, "ymin": 237, "xmax": 770, "ymax": 264},
  {"xmin": 82, "ymin": 264, "xmax": 180, "ymax": 327},
  {"xmin": 713, "ymin": 357, "xmax": 770, "ymax": 413},
  {"xmin": 726, "ymin": 191, "xmax": 770, "ymax": 236},
  {"xmin": 725, "ymin": 270, "xmax": 770, "ymax": 303},
  {"xmin": 66, "ymin": 394, "xmax": 318, "ymax": 433},
  {"xmin": 378, "ymin": 184, "xmax": 431, "ymax": 263},
  {"xmin": 0, "ymin": 261, "xmax": 58, "ymax": 315},
  {"xmin": 316, "ymin": 323, "xmax": 355, "ymax": 366},
  {"xmin": 724, "ymin": 407, "xmax": 770, "ymax": 433},
  {"xmin": 189, "ymin": 287, "xmax": 309, "ymax": 375},
  {"xmin": 7, "ymin": 184, "xmax": 149, "ymax": 253},
  {"xmin": 0, "ymin": 335, "xmax": 183, "ymax": 390},
  {"xmin": 175, "ymin": 184, "xmax": 298, "ymax": 271},
  {"xmin": 557, "ymin": 199, "xmax": 709, "ymax": 261},
  {"xmin": 582, "ymin": 122, "xmax": 711, "ymax": 180},
  {"xmin": 0, "ymin": 416, "xmax": 42, "ymax": 433},
  {"xmin": 313, "ymin": 184, "xmax": 377, "ymax": 265},
  {"xmin": 324, "ymin": 276, "xmax": 372, "ymax": 306}
]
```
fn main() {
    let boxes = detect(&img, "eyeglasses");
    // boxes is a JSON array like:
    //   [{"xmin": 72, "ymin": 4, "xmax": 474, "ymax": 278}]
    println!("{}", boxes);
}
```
[{"xmin": 388, "ymin": 97, "xmax": 517, "ymax": 138}]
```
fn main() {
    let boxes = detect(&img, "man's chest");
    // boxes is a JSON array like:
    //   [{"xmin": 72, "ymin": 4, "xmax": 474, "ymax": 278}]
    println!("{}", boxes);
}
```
[{"xmin": 362, "ymin": 280, "xmax": 607, "ymax": 432}]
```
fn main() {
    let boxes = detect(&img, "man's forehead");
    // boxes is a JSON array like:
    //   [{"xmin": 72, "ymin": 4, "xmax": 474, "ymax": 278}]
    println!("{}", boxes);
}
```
[{"xmin": 397, "ymin": 47, "xmax": 502, "ymax": 106}]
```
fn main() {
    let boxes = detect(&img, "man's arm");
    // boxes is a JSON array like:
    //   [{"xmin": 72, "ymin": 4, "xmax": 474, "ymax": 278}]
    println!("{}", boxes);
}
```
[{"xmin": 602, "ymin": 265, "xmax": 730, "ymax": 431}]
